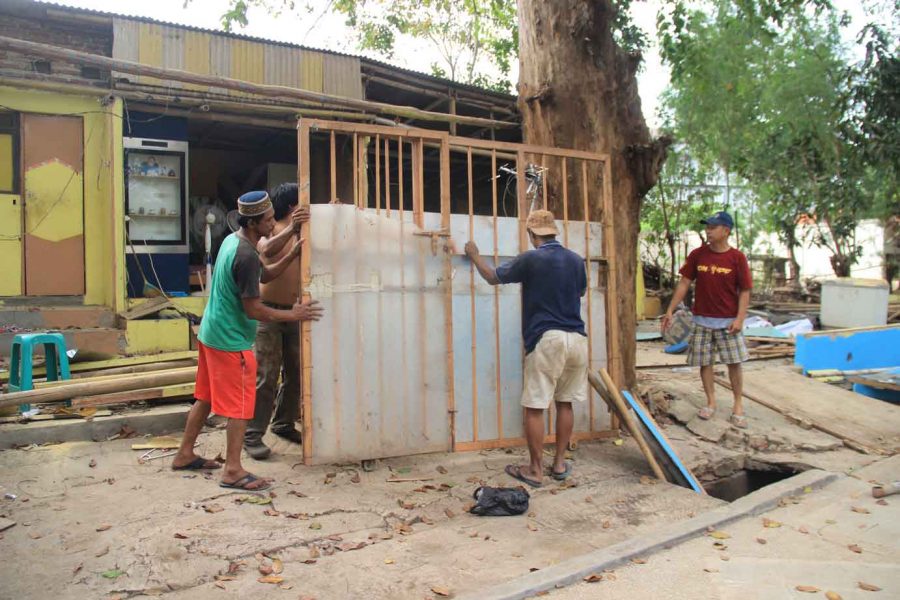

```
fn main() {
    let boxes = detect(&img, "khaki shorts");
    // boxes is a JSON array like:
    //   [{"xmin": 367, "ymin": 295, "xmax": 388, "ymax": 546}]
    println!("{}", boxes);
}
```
[{"xmin": 521, "ymin": 330, "xmax": 589, "ymax": 410}]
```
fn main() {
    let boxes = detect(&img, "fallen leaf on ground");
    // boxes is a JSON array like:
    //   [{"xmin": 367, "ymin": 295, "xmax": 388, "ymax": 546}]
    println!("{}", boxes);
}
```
[
  {"xmin": 288, "ymin": 490, "xmax": 308, "ymax": 498},
  {"xmin": 719, "ymin": 554, "xmax": 730, "ymax": 561},
  {"xmin": 350, "ymin": 473, "xmax": 361, "ymax": 484},
  {"xmin": 215, "ymin": 575, "xmax": 236, "ymax": 581},
  {"xmin": 95, "ymin": 546, "xmax": 109, "ymax": 557},
  {"xmin": 72, "ymin": 562, "xmax": 83, "ymax": 575},
  {"xmin": 468, "ymin": 531, "xmax": 479, "ymax": 538},
  {"xmin": 825, "ymin": 592, "xmax": 843, "ymax": 600},
  {"xmin": 703, "ymin": 568, "xmax": 719, "ymax": 573},
  {"xmin": 762, "ymin": 518, "xmax": 782, "ymax": 528},
  {"xmin": 263, "ymin": 509, "xmax": 280, "ymax": 517},
  {"xmin": 272, "ymin": 558, "xmax": 283, "ymax": 574},
  {"xmin": 756, "ymin": 538, "xmax": 767, "ymax": 545},
  {"xmin": 858, "ymin": 581, "xmax": 881, "ymax": 591},
  {"xmin": 796, "ymin": 585, "xmax": 820, "ymax": 593},
  {"xmin": 848, "ymin": 544, "xmax": 863, "ymax": 554},
  {"xmin": 89, "ymin": 459, "xmax": 97, "ymax": 468},
  {"xmin": 431, "ymin": 585, "xmax": 451, "ymax": 596},
  {"xmin": 798, "ymin": 526, "xmax": 810, "ymax": 534},
  {"xmin": 420, "ymin": 515, "xmax": 435, "ymax": 525},
  {"xmin": 708, "ymin": 530, "xmax": 730, "ymax": 540},
  {"xmin": 444, "ymin": 508, "xmax": 455, "ymax": 518},
  {"xmin": 613, "ymin": 439, "xmax": 624, "ymax": 446},
  {"xmin": 236, "ymin": 495, "xmax": 272, "ymax": 505},
  {"xmin": 301, "ymin": 559, "xmax": 317, "ymax": 565},
  {"xmin": 803, "ymin": 486, "xmax": 813, "ymax": 493},
  {"xmin": 384, "ymin": 558, "xmax": 395, "ymax": 564},
  {"xmin": 876, "ymin": 499, "xmax": 888, "ymax": 506},
  {"xmin": 258, "ymin": 564, "xmax": 273, "ymax": 576},
  {"xmin": 279, "ymin": 583, "xmax": 293, "ymax": 590},
  {"xmin": 713, "ymin": 542, "xmax": 728, "ymax": 550},
  {"xmin": 398, "ymin": 500, "xmax": 416, "ymax": 510},
  {"xmin": 630, "ymin": 558, "xmax": 647, "ymax": 565},
  {"xmin": 602, "ymin": 520, "xmax": 612, "ymax": 529},
  {"xmin": 527, "ymin": 522, "xmax": 538, "ymax": 532},
  {"xmin": 585, "ymin": 496, "xmax": 593, "ymax": 503},
  {"xmin": 851, "ymin": 506, "xmax": 870, "ymax": 514},
  {"xmin": 437, "ymin": 466, "xmax": 448, "ymax": 474},
  {"xmin": 28, "ymin": 532, "xmax": 42, "ymax": 539},
  {"xmin": 583, "ymin": 574, "xmax": 603, "ymax": 583},
  {"xmin": 204, "ymin": 504, "xmax": 224, "ymax": 514},
  {"xmin": 337, "ymin": 541, "xmax": 367, "ymax": 552},
  {"xmin": 639, "ymin": 476, "xmax": 657, "ymax": 485},
  {"xmin": 258, "ymin": 576, "xmax": 284, "ymax": 584},
  {"xmin": 96, "ymin": 524, "xmax": 112, "ymax": 532},
  {"xmin": 101, "ymin": 569, "xmax": 125, "ymax": 579},
  {"xmin": 309, "ymin": 522, "xmax": 322, "ymax": 530},
  {"xmin": 214, "ymin": 582, "xmax": 226, "ymax": 590},
  {"xmin": 825, "ymin": 519, "xmax": 837, "ymax": 524}
]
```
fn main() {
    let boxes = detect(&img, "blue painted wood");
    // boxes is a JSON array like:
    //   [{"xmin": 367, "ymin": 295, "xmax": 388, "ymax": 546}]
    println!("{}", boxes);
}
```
[
  {"xmin": 621, "ymin": 390, "xmax": 705, "ymax": 494},
  {"xmin": 794, "ymin": 325, "xmax": 900, "ymax": 374}
]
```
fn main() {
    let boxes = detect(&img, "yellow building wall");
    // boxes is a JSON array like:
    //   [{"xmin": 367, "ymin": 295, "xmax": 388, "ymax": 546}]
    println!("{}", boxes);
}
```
[
  {"xmin": 125, "ymin": 318, "xmax": 191, "ymax": 355},
  {"xmin": 0, "ymin": 87, "xmax": 125, "ymax": 310}
]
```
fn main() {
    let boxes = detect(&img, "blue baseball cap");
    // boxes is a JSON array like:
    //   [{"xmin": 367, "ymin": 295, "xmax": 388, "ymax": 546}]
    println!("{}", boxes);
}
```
[{"xmin": 701, "ymin": 211, "xmax": 734, "ymax": 229}]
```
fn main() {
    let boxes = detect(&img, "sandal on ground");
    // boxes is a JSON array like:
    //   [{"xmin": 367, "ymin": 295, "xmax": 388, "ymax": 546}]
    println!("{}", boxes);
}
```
[
  {"xmin": 730, "ymin": 413, "xmax": 748, "ymax": 429},
  {"xmin": 697, "ymin": 406, "xmax": 716, "ymax": 420},
  {"xmin": 550, "ymin": 461, "xmax": 572, "ymax": 481},
  {"xmin": 504, "ymin": 464, "xmax": 543, "ymax": 488},
  {"xmin": 244, "ymin": 442, "xmax": 272, "ymax": 460},
  {"xmin": 219, "ymin": 473, "xmax": 271, "ymax": 490},
  {"xmin": 172, "ymin": 456, "xmax": 222, "ymax": 471}
]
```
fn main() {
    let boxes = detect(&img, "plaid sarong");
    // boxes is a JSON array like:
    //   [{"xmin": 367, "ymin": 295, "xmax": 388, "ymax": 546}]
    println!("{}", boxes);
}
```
[{"xmin": 687, "ymin": 325, "xmax": 749, "ymax": 366}]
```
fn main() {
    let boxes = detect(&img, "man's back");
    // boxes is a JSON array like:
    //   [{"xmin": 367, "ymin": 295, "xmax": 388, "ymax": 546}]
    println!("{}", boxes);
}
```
[
  {"xmin": 259, "ymin": 218, "xmax": 301, "ymax": 306},
  {"xmin": 496, "ymin": 240, "xmax": 587, "ymax": 353}
]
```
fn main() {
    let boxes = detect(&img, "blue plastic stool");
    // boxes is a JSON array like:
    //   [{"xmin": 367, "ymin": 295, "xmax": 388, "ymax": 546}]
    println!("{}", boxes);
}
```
[{"xmin": 8, "ymin": 332, "xmax": 71, "ymax": 413}]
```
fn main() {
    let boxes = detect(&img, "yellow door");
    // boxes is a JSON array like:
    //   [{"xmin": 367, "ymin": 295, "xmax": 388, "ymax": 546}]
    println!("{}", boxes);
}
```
[
  {"xmin": 22, "ymin": 114, "xmax": 85, "ymax": 296},
  {"xmin": 0, "ymin": 114, "xmax": 22, "ymax": 296}
]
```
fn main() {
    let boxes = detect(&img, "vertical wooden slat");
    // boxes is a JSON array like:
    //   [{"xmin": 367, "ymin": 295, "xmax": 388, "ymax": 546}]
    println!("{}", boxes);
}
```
[
  {"xmin": 413, "ymin": 139, "xmax": 424, "ymax": 228},
  {"xmin": 353, "ymin": 133, "xmax": 359, "ymax": 208},
  {"xmin": 329, "ymin": 131, "xmax": 337, "ymax": 204},
  {"xmin": 439, "ymin": 135, "xmax": 456, "ymax": 450},
  {"xmin": 582, "ymin": 161, "xmax": 594, "ymax": 430},
  {"xmin": 397, "ymin": 139, "xmax": 404, "ymax": 214},
  {"xmin": 467, "ymin": 146, "xmax": 478, "ymax": 441},
  {"xmin": 297, "ymin": 119, "xmax": 314, "ymax": 464},
  {"xmin": 384, "ymin": 137, "xmax": 391, "ymax": 217},
  {"xmin": 375, "ymin": 134, "xmax": 381, "ymax": 214},
  {"xmin": 603, "ymin": 158, "xmax": 620, "ymax": 393},
  {"xmin": 541, "ymin": 154, "xmax": 548, "ymax": 210},
  {"xmin": 562, "ymin": 158, "xmax": 569, "ymax": 247},
  {"xmin": 491, "ymin": 149, "xmax": 502, "ymax": 440},
  {"xmin": 516, "ymin": 150, "xmax": 527, "ymax": 251}
]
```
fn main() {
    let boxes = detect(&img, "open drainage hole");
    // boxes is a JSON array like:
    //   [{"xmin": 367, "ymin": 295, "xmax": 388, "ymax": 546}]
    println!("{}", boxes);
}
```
[{"xmin": 703, "ymin": 465, "xmax": 803, "ymax": 502}]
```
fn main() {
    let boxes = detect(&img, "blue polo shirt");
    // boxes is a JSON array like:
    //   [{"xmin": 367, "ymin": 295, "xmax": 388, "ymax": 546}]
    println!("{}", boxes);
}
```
[{"xmin": 495, "ymin": 240, "xmax": 587, "ymax": 354}]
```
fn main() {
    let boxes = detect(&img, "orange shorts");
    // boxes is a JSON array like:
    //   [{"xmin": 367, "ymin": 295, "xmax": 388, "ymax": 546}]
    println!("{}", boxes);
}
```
[{"xmin": 194, "ymin": 341, "xmax": 257, "ymax": 420}]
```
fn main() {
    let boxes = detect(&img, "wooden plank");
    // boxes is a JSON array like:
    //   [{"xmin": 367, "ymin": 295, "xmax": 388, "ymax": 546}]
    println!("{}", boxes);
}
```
[
  {"xmin": 118, "ymin": 296, "xmax": 172, "ymax": 320},
  {"xmin": 448, "ymin": 135, "xmax": 610, "ymax": 162},
  {"xmin": 70, "ymin": 383, "xmax": 195, "ymax": 408},
  {"xmin": 592, "ymin": 369, "xmax": 667, "ymax": 481},
  {"xmin": 716, "ymin": 366, "xmax": 900, "ymax": 454},
  {"xmin": 298, "ymin": 120, "xmax": 314, "ymax": 465}
]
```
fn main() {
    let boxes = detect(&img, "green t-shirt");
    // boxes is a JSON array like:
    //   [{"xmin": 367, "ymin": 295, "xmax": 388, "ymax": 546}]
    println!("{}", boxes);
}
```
[{"xmin": 198, "ymin": 233, "xmax": 261, "ymax": 351}]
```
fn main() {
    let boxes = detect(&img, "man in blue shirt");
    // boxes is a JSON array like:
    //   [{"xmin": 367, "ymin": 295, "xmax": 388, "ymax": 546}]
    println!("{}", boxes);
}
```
[{"xmin": 465, "ymin": 210, "xmax": 588, "ymax": 488}]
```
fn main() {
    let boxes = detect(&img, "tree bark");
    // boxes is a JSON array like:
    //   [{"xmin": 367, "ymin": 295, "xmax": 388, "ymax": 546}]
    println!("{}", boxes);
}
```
[{"xmin": 516, "ymin": 0, "xmax": 670, "ymax": 388}]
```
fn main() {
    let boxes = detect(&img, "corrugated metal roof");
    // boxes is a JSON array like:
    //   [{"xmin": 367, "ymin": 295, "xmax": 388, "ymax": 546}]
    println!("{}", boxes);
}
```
[{"xmin": 32, "ymin": 0, "xmax": 514, "ymax": 102}]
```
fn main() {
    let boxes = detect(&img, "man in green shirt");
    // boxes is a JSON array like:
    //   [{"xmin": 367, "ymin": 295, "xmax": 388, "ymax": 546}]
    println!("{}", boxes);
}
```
[{"xmin": 172, "ymin": 191, "xmax": 323, "ymax": 490}]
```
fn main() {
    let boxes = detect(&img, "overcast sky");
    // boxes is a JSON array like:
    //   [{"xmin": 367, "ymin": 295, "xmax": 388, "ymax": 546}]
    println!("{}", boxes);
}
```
[{"xmin": 48, "ymin": 0, "xmax": 877, "ymax": 129}]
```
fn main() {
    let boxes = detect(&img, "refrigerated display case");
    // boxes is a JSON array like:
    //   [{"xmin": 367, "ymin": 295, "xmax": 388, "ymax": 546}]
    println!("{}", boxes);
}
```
[{"xmin": 124, "ymin": 137, "xmax": 190, "ymax": 296}]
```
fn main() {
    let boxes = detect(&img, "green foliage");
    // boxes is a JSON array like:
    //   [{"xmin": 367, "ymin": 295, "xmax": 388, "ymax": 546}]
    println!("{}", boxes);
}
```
[{"xmin": 658, "ymin": 0, "xmax": 897, "ymax": 277}]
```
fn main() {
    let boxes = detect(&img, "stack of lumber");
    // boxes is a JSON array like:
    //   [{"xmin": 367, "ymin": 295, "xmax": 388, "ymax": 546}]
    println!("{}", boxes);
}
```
[
  {"xmin": 745, "ymin": 335, "xmax": 795, "ymax": 359},
  {"xmin": 0, "ymin": 351, "xmax": 198, "ymax": 415}
]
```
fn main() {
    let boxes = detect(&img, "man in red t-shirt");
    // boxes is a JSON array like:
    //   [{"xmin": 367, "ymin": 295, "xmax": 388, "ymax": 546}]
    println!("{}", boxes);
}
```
[{"xmin": 661, "ymin": 211, "xmax": 752, "ymax": 428}]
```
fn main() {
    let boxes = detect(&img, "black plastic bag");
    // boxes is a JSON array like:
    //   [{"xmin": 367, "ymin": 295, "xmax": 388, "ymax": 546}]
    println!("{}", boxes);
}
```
[{"xmin": 469, "ymin": 485, "xmax": 530, "ymax": 517}]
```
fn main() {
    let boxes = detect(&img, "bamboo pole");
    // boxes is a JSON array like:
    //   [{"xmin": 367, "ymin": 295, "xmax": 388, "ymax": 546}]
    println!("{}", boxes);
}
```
[
  {"xmin": 0, "ymin": 36, "xmax": 515, "ymax": 129},
  {"xmin": 590, "ymin": 370, "xmax": 666, "ymax": 481},
  {"xmin": 467, "ymin": 146, "xmax": 478, "ymax": 441},
  {"xmin": 0, "ymin": 368, "xmax": 197, "ymax": 409},
  {"xmin": 297, "ymin": 120, "xmax": 314, "ymax": 464}
]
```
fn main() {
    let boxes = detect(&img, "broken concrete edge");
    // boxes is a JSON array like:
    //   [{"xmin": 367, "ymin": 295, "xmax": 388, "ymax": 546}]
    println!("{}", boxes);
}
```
[
  {"xmin": 461, "ymin": 469, "xmax": 842, "ymax": 600},
  {"xmin": 0, "ymin": 404, "xmax": 191, "ymax": 449}
]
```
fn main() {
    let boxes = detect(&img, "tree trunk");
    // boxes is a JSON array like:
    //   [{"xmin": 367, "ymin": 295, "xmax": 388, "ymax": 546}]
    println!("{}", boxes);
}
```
[{"xmin": 516, "ymin": 0, "xmax": 670, "ymax": 388}]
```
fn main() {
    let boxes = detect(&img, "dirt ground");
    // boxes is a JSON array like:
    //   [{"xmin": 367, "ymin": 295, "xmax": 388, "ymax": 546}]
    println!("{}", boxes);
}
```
[{"xmin": 0, "ymin": 428, "xmax": 721, "ymax": 600}]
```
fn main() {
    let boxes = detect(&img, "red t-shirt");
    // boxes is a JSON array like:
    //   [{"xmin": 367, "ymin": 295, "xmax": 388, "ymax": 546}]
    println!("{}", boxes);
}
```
[{"xmin": 679, "ymin": 245, "xmax": 752, "ymax": 318}]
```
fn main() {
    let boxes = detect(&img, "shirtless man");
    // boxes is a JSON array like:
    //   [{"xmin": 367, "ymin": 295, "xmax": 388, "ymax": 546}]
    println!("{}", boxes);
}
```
[{"xmin": 244, "ymin": 183, "xmax": 309, "ymax": 459}]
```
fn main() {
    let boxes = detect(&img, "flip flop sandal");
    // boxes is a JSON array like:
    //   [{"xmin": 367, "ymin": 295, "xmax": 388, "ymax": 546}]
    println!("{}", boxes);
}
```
[
  {"xmin": 550, "ymin": 461, "xmax": 572, "ymax": 481},
  {"xmin": 172, "ymin": 456, "xmax": 222, "ymax": 471},
  {"xmin": 504, "ymin": 464, "xmax": 543, "ymax": 488},
  {"xmin": 697, "ymin": 406, "xmax": 716, "ymax": 420},
  {"xmin": 730, "ymin": 414, "xmax": 748, "ymax": 429},
  {"xmin": 219, "ymin": 473, "xmax": 271, "ymax": 490}
]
